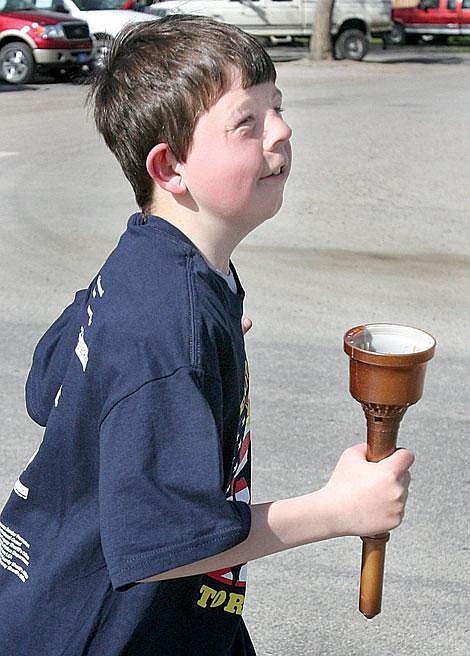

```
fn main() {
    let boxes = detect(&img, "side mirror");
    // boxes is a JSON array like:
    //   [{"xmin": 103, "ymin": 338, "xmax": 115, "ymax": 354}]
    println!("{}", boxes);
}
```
[{"xmin": 53, "ymin": 1, "xmax": 69, "ymax": 12}]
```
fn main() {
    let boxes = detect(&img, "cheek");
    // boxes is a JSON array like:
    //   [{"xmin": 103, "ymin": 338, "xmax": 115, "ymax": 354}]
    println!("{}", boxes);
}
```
[
  {"xmin": 186, "ymin": 149, "xmax": 258, "ymax": 209},
  {"xmin": 197, "ymin": 145, "xmax": 250, "ymax": 177}
]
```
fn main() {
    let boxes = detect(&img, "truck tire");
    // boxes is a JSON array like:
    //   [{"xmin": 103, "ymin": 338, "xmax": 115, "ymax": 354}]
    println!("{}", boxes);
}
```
[
  {"xmin": 386, "ymin": 22, "xmax": 406, "ymax": 46},
  {"xmin": 334, "ymin": 29, "xmax": 369, "ymax": 61},
  {"xmin": 0, "ymin": 41, "xmax": 35, "ymax": 84}
]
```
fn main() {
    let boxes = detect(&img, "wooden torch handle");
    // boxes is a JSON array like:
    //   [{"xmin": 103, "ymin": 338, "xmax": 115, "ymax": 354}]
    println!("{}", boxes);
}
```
[
  {"xmin": 359, "ymin": 533, "xmax": 390, "ymax": 618},
  {"xmin": 359, "ymin": 405, "xmax": 406, "ymax": 618}
]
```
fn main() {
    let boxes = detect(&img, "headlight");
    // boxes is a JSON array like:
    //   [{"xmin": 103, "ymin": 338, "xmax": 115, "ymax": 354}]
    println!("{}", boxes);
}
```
[
  {"xmin": 32, "ymin": 23, "xmax": 66, "ymax": 40},
  {"xmin": 152, "ymin": 9, "xmax": 171, "ymax": 18}
]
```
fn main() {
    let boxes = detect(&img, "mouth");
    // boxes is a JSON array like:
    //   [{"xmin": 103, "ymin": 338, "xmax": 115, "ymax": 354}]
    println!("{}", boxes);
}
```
[{"xmin": 260, "ymin": 164, "xmax": 287, "ymax": 180}]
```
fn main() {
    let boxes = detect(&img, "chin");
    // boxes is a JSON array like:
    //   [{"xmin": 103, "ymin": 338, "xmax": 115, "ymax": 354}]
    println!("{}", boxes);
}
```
[{"xmin": 265, "ymin": 194, "xmax": 286, "ymax": 220}]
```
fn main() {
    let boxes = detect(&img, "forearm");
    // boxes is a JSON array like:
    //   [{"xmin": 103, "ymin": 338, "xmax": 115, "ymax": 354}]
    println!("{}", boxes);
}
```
[
  {"xmin": 140, "ymin": 490, "xmax": 334, "ymax": 583},
  {"xmin": 140, "ymin": 444, "xmax": 414, "ymax": 584}
]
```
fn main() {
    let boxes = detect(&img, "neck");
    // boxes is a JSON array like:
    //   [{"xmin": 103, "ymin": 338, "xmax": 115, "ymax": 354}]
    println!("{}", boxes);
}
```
[{"xmin": 150, "ymin": 195, "xmax": 242, "ymax": 275}]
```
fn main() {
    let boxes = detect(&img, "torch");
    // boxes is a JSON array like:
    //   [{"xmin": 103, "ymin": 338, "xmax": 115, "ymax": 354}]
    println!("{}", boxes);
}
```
[{"xmin": 343, "ymin": 323, "xmax": 435, "ymax": 619}]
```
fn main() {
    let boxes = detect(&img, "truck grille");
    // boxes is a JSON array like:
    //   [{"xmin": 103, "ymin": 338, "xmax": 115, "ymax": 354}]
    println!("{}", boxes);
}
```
[{"xmin": 63, "ymin": 22, "xmax": 90, "ymax": 40}]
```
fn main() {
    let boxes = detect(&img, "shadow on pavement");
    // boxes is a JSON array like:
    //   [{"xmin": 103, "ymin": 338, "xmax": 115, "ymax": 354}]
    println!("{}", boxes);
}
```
[
  {"xmin": 268, "ymin": 43, "xmax": 469, "ymax": 65},
  {"xmin": 369, "ymin": 55, "xmax": 465, "ymax": 65},
  {"xmin": 0, "ymin": 72, "xmax": 90, "ymax": 91},
  {"xmin": 0, "ymin": 83, "xmax": 39, "ymax": 92}
]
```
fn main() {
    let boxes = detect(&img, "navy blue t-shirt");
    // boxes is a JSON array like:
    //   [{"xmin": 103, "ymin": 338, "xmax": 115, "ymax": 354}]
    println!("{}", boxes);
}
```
[{"xmin": 0, "ymin": 214, "xmax": 255, "ymax": 655}]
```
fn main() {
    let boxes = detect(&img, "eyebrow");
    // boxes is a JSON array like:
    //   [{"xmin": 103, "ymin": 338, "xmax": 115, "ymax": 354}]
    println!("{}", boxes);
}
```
[{"xmin": 229, "ymin": 88, "xmax": 283, "ymax": 119}]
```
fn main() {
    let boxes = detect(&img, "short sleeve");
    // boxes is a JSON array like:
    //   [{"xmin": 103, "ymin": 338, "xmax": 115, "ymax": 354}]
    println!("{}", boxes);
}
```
[{"xmin": 99, "ymin": 367, "xmax": 251, "ymax": 590}]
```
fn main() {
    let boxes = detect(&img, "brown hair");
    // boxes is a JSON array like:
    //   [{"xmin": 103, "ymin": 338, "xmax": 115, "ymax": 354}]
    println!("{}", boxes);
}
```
[{"xmin": 88, "ymin": 14, "xmax": 276, "ymax": 213}]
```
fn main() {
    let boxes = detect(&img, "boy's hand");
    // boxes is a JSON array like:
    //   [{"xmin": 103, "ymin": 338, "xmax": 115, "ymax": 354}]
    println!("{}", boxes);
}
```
[
  {"xmin": 320, "ymin": 443, "xmax": 415, "ymax": 538},
  {"xmin": 242, "ymin": 316, "xmax": 252, "ymax": 335}
]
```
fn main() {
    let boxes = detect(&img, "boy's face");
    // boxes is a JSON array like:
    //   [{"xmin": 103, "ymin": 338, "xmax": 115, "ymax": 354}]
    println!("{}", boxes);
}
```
[{"xmin": 179, "ymin": 75, "xmax": 292, "ymax": 236}]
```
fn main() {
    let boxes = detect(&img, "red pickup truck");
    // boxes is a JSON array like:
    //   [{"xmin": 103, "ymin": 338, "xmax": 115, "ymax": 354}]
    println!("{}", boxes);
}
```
[
  {"xmin": 390, "ymin": 0, "xmax": 470, "ymax": 44},
  {"xmin": 0, "ymin": 0, "xmax": 93, "ymax": 84}
]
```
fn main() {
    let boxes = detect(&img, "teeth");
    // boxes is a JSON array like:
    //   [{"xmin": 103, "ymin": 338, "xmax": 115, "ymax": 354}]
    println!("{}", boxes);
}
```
[{"xmin": 262, "ymin": 165, "xmax": 284, "ymax": 179}]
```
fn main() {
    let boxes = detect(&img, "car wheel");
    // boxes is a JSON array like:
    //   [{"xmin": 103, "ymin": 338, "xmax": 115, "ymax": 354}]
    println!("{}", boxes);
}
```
[
  {"xmin": 92, "ymin": 33, "xmax": 113, "ymax": 70},
  {"xmin": 386, "ymin": 22, "xmax": 406, "ymax": 46},
  {"xmin": 0, "ymin": 41, "xmax": 34, "ymax": 84},
  {"xmin": 334, "ymin": 29, "xmax": 369, "ymax": 61}
]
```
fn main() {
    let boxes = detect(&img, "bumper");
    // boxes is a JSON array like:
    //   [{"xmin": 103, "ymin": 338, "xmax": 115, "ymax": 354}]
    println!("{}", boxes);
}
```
[
  {"xmin": 33, "ymin": 48, "xmax": 92, "ymax": 67},
  {"xmin": 404, "ymin": 25, "xmax": 462, "ymax": 36}
]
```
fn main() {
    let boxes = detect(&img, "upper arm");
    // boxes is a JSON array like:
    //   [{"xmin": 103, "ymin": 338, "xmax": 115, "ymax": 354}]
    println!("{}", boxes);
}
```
[{"xmin": 99, "ymin": 368, "xmax": 250, "ymax": 590}]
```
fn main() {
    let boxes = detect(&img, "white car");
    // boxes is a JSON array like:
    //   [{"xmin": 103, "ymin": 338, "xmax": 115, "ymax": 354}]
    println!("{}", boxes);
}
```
[
  {"xmin": 147, "ymin": 0, "xmax": 393, "ymax": 60},
  {"xmin": 35, "ymin": 0, "xmax": 155, "ymax": 65}
]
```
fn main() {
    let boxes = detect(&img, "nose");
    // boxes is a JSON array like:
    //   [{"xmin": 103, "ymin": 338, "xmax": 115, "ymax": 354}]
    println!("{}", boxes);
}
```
[{"xmin": 264, "ymin": 112, "xmax": 292, "ymax": 151}]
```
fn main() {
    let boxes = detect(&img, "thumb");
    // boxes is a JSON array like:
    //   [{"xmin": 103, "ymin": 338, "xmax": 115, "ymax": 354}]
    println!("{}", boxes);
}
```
[{"xmin": 378, "ymin": 447, "xmax": 415, "ymax": 473}]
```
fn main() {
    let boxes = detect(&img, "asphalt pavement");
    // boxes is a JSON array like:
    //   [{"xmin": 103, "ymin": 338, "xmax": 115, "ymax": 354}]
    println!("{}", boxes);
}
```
[{"xmin": 1, "ymin": 44, "xmax": 469, "ymax": 655}]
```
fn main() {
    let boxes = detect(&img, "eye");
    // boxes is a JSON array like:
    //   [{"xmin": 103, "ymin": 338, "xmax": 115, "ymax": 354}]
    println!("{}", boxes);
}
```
[
  {"xmin": 236, "ymin": 114, "xmax": 256, "ymax": 129},
  {"xmin": 274, "ymin": 106, "xmax": 285, "ymax": 115}
]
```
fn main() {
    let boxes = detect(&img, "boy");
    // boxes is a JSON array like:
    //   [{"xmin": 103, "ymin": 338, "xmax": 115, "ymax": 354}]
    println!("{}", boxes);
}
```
[{"xmin": 0, "ymin": 15, "xmax": 413, "ymax": 655}]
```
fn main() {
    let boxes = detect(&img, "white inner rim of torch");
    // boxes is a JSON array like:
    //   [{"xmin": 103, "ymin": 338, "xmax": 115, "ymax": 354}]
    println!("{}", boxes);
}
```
[{"xmin": 349, "ymin": 324, "xmax": 435, "ymax": 355}]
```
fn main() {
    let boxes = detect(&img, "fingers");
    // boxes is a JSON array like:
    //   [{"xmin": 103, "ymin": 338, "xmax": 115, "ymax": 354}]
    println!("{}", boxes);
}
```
[
  {"xmin": 325, "ymin": 442, "xmax": 415, "ymax": 537},
  {"xmin": 241, "ymin": 317, "xmax": 252, "ymax": 335},
  {"xmin": 398, "ymin": 469, "xmax": 411, "ymax": 488}
]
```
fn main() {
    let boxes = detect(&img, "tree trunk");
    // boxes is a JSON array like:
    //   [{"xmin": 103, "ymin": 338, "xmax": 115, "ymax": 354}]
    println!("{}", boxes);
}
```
[{"xmin": 309, "ymin": 0, "xmax": 335, "ymax": 61}]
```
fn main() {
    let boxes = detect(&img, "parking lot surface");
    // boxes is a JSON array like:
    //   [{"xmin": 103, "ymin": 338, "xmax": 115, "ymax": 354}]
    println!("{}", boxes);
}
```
[{"xmin": 1, "ymin": 45, "xmax": 469, "ymax": 655}]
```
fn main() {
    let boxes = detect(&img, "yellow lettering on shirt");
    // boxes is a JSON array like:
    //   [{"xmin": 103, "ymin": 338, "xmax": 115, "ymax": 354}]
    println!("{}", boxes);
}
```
[
  {"xmin": 197, "ymin": 585, "xmax": 245, "ymax": 615},
  {"xmin": 224, "ymin": 592, "xmax": 245, "ymax": 615},
  {"xmin": 197, "ymin": 585, "xmax": 217, "ymax": 608}
]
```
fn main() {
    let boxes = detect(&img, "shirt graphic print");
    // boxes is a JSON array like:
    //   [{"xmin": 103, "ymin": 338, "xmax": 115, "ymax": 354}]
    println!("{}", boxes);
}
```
[{"xmin": 197, "ymin": 361, "xmax": 251, "ymax": 616}]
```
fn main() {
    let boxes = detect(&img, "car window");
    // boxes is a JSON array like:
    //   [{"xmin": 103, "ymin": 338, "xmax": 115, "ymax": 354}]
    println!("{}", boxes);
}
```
[
  {"xmin": 1, "ymin": 0, "xmax": 37, "ymax": 10},
  {"xmin": 463, "ymin": 0, "xmax": 470, "ymax": 8},
  {"xmin": 72, "ymin": 0, "xmax": 127, "ymax": 9},
  {"xmin": 447, "ymin": 0, "xmax": 456, "ymax": 9}
]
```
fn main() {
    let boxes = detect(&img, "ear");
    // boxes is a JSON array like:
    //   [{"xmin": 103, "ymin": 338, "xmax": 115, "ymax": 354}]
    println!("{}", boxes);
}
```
[{"xmin": 146, "ymin": 144, "xmax": 187, "ymax": 195}]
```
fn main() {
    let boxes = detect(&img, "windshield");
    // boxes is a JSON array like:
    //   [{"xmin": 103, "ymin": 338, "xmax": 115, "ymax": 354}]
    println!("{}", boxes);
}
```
[
  {"xmin": 0, "ymin": 0, "xmax": 37, "ymax": 10},
  {"xmin": 71, "ymin": 0, "xmax": 126, "ymax": 9}
]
